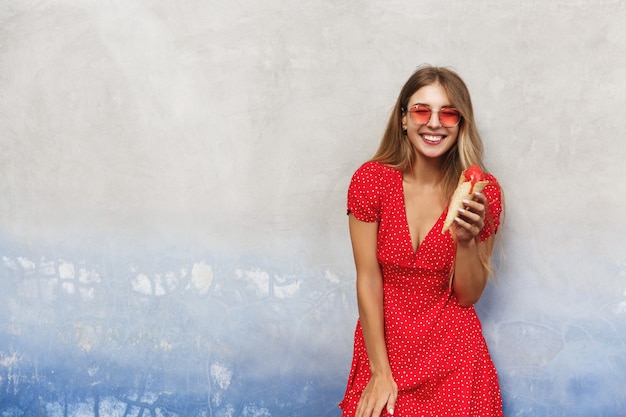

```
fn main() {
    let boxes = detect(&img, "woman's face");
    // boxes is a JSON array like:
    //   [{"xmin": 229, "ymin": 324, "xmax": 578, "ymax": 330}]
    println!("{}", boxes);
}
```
[{"xmin": 402, "ymin": 83, "xmax": 459, "ymax": 161}]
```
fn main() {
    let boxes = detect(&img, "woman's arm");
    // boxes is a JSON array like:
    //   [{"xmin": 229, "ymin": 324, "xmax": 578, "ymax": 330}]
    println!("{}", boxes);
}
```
[
  {"xmin": 349, "ymin": 214, "xmax": 397, "ymax": 417},
  {"xmin": 452, "ymin": 192, "xmax": 496, "ymax": 307}
]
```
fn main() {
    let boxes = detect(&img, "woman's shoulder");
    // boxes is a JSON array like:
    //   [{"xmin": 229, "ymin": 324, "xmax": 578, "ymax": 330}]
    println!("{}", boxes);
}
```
[
  {"xmin": 348, "ymin": 161, "xmax": 400, "ymax": 198},
  {"xmin": 347, "ymin": 161, "xmax": 399, "ymax": 221},
  {"xmin": 482, "ymin": 172, "xmax": 503, "ymax": 212},
  {"xmin": 483, "ymin": 172, "xmax": 502, "ymax": 192},
  {"xmin": 484, "ymin": 172, "xmax": 499, "ymax": 185},
  {"xmin": 352, "ymin": 160, "xmax": 400, "ymax": 179}
]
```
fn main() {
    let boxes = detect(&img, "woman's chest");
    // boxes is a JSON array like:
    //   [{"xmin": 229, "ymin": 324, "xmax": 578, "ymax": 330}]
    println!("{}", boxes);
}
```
[{"xmin": 376, "ymin": 187, "xmax": 455, "ymax": 271}]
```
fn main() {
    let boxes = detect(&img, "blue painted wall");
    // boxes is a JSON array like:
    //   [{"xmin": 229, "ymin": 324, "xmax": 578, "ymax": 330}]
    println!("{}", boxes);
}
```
[{"xmin": 1, "ymin": 1, "xmax": 626, "ymax": 416}]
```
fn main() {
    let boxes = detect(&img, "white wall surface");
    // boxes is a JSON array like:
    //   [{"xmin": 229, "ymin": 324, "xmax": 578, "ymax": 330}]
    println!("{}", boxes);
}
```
[{"xmin": 1, "ymin": 1, "xmax": 625, "ymax": 416}]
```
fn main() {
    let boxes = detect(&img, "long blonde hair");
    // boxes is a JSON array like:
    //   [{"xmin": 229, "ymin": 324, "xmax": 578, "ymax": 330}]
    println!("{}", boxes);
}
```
[{"xmin": 372, "ymin": 65, "xmax": 501, "ymax": 278}]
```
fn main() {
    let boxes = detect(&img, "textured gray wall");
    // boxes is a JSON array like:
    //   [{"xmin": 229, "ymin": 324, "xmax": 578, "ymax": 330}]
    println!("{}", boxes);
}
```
[{"xmin": 1, "ymin": 1, "xmax": 626, "ymax": 416}]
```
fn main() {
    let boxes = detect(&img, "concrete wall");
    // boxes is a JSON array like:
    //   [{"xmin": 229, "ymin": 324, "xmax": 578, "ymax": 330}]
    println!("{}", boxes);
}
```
[{"xmin": 1, "ymin": 1, "xmax": 625, "ymax": 415}]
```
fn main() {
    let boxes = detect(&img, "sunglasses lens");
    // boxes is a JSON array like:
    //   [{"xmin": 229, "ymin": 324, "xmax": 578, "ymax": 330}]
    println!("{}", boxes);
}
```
[
  {"xmin": 439, "ymin": 108, "xmax": 460, "ymax": 127},
  {"xmin": 409, "ymin": 105, "xmax": 431, "ymax": 124}
]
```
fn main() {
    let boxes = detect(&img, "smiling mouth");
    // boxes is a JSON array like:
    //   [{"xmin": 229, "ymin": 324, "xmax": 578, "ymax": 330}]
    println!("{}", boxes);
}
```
[{"xmin": 421, "ymin": 134, "xmax": 445, "ymax": 144}]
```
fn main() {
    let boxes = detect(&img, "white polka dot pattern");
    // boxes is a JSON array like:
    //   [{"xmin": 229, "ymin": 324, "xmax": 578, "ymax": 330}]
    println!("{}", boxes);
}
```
[{"xmin": 340, "ymin": 161, "xmax": 504, "ymax": 417}]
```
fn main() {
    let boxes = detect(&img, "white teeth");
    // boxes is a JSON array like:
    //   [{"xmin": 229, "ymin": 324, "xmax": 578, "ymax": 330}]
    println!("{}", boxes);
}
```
[{"xmin": 422, "ymin": 134, "xmax": 443, "ymax": 143}]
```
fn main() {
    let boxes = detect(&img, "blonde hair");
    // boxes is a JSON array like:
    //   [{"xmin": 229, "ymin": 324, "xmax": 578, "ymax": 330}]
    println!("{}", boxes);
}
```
[{"xmin": 372, "ymin": 65, "xmax": 501, "ymax": 277}]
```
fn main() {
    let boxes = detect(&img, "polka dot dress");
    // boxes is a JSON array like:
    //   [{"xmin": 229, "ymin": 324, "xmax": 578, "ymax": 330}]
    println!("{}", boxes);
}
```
[{"xmin": 339, "ymin": 162, "xmax": 504, "ymax": 417}]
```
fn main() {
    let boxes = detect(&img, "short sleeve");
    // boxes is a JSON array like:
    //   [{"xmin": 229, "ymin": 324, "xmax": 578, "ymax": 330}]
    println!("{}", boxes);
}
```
[
  {"xmin": 347, "ymin": 162, "xmax": 384, "ymax": 223},
  {"xmin": 478, "ymin": 174, "xmax": 503, "ymax": 242}
]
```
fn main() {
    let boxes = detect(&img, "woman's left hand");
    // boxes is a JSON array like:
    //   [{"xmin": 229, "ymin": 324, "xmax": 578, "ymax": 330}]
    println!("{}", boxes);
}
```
[{"xmin": 453, "ymin": 192, "xmax": 486, "ymax": 244}]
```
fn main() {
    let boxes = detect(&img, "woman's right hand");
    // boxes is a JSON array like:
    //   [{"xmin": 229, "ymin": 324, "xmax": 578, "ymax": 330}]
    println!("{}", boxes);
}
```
[{"xmin": 355, "ymin": 373, "xmax": 398, "ymax": 417}]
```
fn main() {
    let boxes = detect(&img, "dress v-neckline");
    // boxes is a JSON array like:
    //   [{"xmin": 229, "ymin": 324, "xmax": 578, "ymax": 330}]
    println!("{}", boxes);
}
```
[{"xmin": 399, "ymin": 171, "xmax": 448, "ymax": 255}]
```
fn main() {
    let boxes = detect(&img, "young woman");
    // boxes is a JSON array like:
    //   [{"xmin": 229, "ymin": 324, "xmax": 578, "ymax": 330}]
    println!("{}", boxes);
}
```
[{"xmin": 339, "ymin": 66, "xmax": 504, "ymax": 417}]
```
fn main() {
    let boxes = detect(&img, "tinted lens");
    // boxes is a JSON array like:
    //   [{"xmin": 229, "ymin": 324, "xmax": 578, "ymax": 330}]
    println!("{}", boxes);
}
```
[
  {"xmin": 409, "ymin": 105, "xmax": 431, "ymax": 124},
  {"xmin": 439, "ymin": 108, "xmax": 460, "ymax": 127}
]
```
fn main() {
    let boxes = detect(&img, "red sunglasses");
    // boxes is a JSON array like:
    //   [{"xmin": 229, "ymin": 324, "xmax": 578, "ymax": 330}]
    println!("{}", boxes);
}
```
[{"xmin": 407, "ymin": 104, "xmax": 461, "ymax": 128}]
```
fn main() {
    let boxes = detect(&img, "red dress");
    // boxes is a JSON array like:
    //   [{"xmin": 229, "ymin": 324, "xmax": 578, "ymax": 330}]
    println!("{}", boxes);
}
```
[{"xmin": 339, "ymin": 162, "xmax": 504, "ymax": 417}]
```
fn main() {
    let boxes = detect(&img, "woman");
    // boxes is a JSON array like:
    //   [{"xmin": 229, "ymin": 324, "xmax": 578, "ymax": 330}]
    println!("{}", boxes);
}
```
[{"xmin": 339, "ymin": 66, "xmax": 504, "ymax": 417}]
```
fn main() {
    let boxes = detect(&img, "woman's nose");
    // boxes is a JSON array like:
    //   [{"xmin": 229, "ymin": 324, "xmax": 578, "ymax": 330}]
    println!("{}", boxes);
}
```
[{"xmin": 427, "ymin": 110, "xmax": 441, "ymax": 128}]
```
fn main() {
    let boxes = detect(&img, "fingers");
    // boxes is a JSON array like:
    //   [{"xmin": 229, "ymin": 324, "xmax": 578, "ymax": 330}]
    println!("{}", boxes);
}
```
[
  {"xmin": 454, "ymin": 192, "xmax": 486, "ymax": 239},
  {"xmin": 355, "ymin": 401, "xmax": 380, "ymax": 417},
  {"xmin": 462, "ymin": 192, "xmax": 486, "ymax": 213},
  {"xmin": 456, "ymin": 207, "xmax": 484, "ymax": 230},
  {"xmin": 387, "ymin": 391, "xmax": 397, "ymax": 415},
  {"xmin": 355, "ymin": 394, "xmax": 378, "ymax": 417},
  {"xmin": 356, "ymin": 390, "xmax": 397, "ymax": 417},
  {"xmin": 454, "ymin": 216, "xmax": 482, "ymax": 240},
  {"xmin": 355, "ymin": 374, "xmax": 398, "ymax": 417}
]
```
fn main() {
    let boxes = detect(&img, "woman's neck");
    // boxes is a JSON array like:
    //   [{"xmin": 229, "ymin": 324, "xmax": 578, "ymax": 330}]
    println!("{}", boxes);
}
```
[{"xmin": 405, "ymin": 157, "xmax": 444, "ymax": 187}]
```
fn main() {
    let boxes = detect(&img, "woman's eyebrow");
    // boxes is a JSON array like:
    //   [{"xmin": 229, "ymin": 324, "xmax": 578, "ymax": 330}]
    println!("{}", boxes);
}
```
[{"xmin": 410, "ymin": 102, "xmax": 455, "ymax": 108}]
